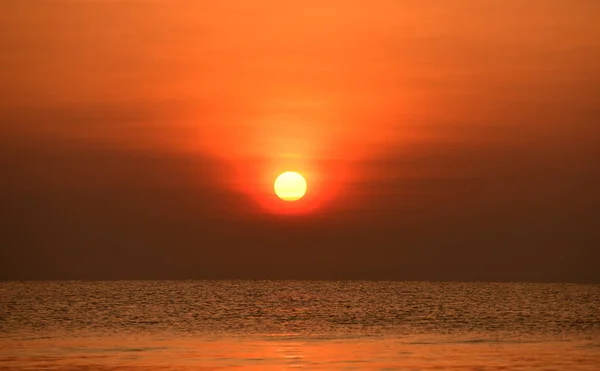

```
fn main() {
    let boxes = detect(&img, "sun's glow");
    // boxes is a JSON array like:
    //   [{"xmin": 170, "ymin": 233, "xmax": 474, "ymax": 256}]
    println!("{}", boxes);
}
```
[{"xmin": 274, "ymin": 171, "xmax": 307, "ymax": 201}]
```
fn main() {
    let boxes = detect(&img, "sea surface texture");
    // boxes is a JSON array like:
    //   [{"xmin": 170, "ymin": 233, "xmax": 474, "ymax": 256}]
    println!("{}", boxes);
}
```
[{"xmin": 1, "ymin": 281, "xmax": 599, "ymax": 370}]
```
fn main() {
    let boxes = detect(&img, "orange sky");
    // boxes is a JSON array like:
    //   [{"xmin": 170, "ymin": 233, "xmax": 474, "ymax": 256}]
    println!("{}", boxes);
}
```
[{"xmin": 1, "ymin": 0, "xmax": 599, "ymax": 280}]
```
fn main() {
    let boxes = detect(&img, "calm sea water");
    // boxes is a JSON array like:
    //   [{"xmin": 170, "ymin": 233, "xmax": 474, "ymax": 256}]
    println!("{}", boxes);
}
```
[{"xmin": 1, "ymin": 281, "xmax": 598, "ymax": 370}]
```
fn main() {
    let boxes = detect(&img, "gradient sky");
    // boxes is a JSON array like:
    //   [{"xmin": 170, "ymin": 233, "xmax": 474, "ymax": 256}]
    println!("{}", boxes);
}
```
[{"xmin": 1, "ymin": 0, "xmax": 599, "ymax": 282}]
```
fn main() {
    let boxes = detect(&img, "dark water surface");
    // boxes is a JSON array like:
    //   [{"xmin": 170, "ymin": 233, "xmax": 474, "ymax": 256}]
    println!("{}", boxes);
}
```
[{"xmin": 1, "ymin": 281, "xmax": 599, "ymax": 370}]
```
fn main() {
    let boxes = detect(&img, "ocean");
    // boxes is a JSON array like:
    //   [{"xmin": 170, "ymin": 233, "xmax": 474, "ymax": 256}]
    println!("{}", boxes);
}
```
[{"xmin": 1, "ymin": 281, "xmax": 598, "ymax": 370}]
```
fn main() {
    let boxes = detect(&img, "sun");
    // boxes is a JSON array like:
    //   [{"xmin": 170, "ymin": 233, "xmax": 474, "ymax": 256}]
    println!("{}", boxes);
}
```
[{"xmin": 274, "ymin": 171, "xmax": 307, "ymax": 201}]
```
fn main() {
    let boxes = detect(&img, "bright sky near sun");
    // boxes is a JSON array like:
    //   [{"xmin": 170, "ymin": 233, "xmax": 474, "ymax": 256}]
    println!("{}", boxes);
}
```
[{"xmin": 0, "ymin": 0, "xmax": 599, "ymax": 280}]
